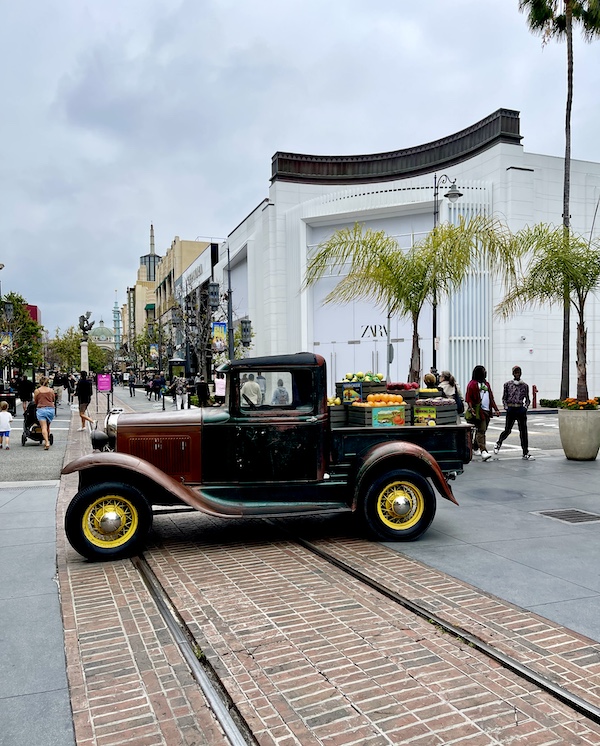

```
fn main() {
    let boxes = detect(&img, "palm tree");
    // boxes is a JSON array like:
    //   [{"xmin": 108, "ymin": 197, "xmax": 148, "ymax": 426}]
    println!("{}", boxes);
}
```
[
  {"xmin": 304, "ymin": 218, "xmax": 514, "ymax": 383},
  {"xmin": 496, "ymin": 223, "xmax": 600, "ymax": 401},
  {"xmin": 519, "ymin": 0, "xmax": 600, "ymax": 398}
]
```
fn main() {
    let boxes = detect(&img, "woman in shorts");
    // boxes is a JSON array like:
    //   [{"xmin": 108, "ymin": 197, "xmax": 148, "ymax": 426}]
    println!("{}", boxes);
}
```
[{"xmin": 34, "ymin": 377, "xmax": 56, "ymax": 450}]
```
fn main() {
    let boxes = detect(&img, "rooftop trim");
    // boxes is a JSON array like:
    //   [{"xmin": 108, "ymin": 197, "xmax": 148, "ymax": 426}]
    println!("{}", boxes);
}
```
[{"xmin": 271, "ymin": 108, "xmax": 521, "ymax": 185}]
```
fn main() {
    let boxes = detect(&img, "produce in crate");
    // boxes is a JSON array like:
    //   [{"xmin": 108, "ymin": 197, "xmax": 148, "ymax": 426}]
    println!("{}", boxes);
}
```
[
  {"xmin": 327, "ymin": 396, "xmax": 342, "ymax": 406},
  {"xmin": 387, "ymin": 382, "xmax": 419, "ymax": 390},
  {"xmin": 343, "ymin": 371, "xmax": 385, "ymax": 382},
  {"xmin": 351, "ymin": 393, "xmax": 404, "ymax": 407}
]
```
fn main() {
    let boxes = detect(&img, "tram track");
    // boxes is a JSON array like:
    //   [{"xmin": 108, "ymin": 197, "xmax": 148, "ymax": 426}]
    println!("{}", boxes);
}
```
[
  {"xmin": 131, "ymin": 515, "xmax": 600, "ymax": 743},
  {"xmin": 294, "ymin": 535, "xmax": 600, "ymax": 726}
]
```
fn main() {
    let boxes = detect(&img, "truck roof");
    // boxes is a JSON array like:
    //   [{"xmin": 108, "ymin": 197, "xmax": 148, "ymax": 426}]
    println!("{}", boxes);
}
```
[{"xmin": 222, "ymin": 352, "xmax": 323, "ymax": 371}]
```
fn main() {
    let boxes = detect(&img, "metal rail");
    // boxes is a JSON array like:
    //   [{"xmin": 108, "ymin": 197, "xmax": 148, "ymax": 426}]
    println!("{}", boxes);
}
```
[
  {"xmin": 132, "ymin": 555, "xmax": 256, "ymax": 746},
  {"xmin": 296, "ymin": 537, "xmax": 600, "ymax": 726}
]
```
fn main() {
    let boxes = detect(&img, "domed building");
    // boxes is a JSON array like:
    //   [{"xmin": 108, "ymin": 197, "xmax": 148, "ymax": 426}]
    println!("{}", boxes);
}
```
[{"xmin": 89, "ymin": 319, "xmax": 115, "ymax": 352}]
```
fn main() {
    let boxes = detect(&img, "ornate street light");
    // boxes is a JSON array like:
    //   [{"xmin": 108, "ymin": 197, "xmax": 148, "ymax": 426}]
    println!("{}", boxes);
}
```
[{"xmin": 431, "ymin": 174, "xmax": 463, "ymax": 370}]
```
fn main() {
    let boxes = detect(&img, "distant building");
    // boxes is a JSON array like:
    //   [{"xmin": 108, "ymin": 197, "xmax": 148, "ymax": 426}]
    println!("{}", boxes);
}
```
[{"xmin": 89, "ymin": 319, "xmax": 115, "ymax": 352}]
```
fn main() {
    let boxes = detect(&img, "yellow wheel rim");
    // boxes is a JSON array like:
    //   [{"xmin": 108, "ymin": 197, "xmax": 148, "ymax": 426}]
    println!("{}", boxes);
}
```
[
  {"xmin": 376, "ymin": 480, "xmax": 425, "ymax": 530},
  {"xmin": 82, "ymin": 495, "xmax": 139, "ymax": 549}
]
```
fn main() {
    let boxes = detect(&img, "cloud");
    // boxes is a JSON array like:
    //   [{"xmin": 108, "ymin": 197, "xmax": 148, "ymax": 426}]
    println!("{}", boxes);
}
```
[{"xmin": 1, "ymin": 0, "xmax": 599, "ymax": 336}]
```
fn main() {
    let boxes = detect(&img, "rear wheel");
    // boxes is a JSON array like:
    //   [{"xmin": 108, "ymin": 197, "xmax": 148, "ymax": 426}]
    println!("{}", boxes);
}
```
[
  {"xmin": 65, "ymin": 482, "xmax": 152, "ymax": 561},
  {"xmin": 362, "ymin": 469, "xmax": 436, "ymax": 541},
  {"xmin": 21, "ymin": 433, "xmax": 27, "ymax": 446}
]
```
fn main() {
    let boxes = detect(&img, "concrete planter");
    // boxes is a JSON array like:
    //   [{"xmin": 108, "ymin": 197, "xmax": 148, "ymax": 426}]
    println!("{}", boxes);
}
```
[{"xmin": 557, "ymin": 409, "xmax": 600, "ymax": 461}]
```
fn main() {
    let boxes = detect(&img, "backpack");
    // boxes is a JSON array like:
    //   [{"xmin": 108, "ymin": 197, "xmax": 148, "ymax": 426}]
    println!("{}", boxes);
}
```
[{"xmin": 453, "ymin": 390, "xmax": 465, "ymax": 415}]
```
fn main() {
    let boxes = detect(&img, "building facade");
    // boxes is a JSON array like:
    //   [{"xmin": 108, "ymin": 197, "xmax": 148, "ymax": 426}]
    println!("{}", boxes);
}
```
[{"xmin": 215, "ymin": 109, "xmax": 600, "ymax": 398}]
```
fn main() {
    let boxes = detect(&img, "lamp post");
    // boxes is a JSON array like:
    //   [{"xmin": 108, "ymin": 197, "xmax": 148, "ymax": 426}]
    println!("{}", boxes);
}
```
[
  {"xmin": 431, "ymin": 174, "xmax": 463, "ymax": 371},
  {"xmin": 226, "ymin": 243, "xmax": 234, "ymax": 360}
]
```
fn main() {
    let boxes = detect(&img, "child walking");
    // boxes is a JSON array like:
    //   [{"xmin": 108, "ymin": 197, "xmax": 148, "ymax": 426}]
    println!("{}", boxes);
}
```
[{"xmin": 0, "ymin": 401, "xmax": 13, "ymax": 450}]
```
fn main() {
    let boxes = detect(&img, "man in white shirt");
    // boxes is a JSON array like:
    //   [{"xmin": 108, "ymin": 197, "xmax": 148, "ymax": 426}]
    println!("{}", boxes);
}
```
[{"xmin": 241, "ymin": 374, "xmax": 262, "ymax": 407}]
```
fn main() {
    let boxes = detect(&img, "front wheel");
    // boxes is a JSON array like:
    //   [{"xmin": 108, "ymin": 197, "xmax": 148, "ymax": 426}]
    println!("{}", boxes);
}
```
[
  {"xmin": 65, "ymin": 482, "xmax": 153, "ymax": 561},
  {"xmin": 362, "ymin": 469, "xmax": 436, "ymax": 541}
]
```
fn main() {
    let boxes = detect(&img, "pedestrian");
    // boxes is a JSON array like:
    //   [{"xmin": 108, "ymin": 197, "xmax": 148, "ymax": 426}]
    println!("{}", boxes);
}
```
[
  {"xmin": 67, "ymin": 373, "xmax": 76, "ymax": 403},
  {"xmin": 174, "ymin": 376, "xmax": 188, "ymax": 410},
  {"xmin": 196, "ymin": 375, "xmax": 209, "ymax": 407},
  {"xmin": 34, "ymin": 376, "xmax": 56, "ymax": 449},
  {"xmin": 75, "ymin": 371, "xmax": 96, "ymax": 431},
  {"xmin": 0, "ymin": 400, "xmax": 13, "ymax": 449},
  {"xmin": 17, "ymin": 374, "xmax": 35, "ymax": 415},
  {"xmin": 465, "ymin": 365, "xmax": 500, "ymax": 461},
  {"xmin": 53, "ymin": 369, "xmax": 67, "ymax": 407},
  {"xmin": 152, "ymin": 374, "xmax": 162, "ymax": 401},
  {"xmin": 256, "ymin": 372, "xmax": 267, "ymax": 404},
  {"xmin": 494, "ymin": 366, "xmax": 534, "ymax": 460},
  {"xmin": 214, "ymin": 372, "xmax": 226, "ymax": 406},
  {"xmin": 423, "ymin": 372, "xmax": 439, "ymax": 389},
  {"xmin": 438, "ymin": 370, "xmax": 464, "ymax": 422},
  {"xmin": 128, "ymin": 371, "xmax": 136, "ymax": 397},
  {"xmin": 271, "ymin": 379, "xmax": 289, "ymax": 406},
  {"xmin": 241, "ymin": 373, "xmax": 262, "ymax": 406}
]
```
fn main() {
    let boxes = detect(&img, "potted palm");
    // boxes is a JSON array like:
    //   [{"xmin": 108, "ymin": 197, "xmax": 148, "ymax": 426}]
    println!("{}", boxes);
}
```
[{"xmin": 557, "ymin": 397, "xmax": 600, "ymax": 460}]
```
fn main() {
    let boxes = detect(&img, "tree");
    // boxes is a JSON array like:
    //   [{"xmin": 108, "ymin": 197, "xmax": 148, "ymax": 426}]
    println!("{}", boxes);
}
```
[
  {"xmin": 304, "ymin": 219, "xmax": 513, "ymax": 382},
  {"xmin": 496, "ymin": 223, "xmax": 600, "ymax": 401},
  {"xmin": 0, "ymin": 292, "xmax": 44, "ymax": 373},
  {"xmin": 519, "ymin": 0, "xmax": 600, "ymax": 398},
  {"xmin": 46, "ymin": 326, "xmax": 108, "ymax": 373}
]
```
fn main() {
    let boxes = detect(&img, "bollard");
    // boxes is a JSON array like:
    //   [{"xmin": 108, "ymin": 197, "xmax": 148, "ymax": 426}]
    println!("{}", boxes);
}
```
[{"xmin": 532, "ymin": 384, "xmax": 538, "ymax": 408}]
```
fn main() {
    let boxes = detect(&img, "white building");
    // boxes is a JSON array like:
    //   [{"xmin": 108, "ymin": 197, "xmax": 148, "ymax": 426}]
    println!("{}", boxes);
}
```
[{"xmin": 215, "ymin": 109, "xmax": 600, "ymax": 398}]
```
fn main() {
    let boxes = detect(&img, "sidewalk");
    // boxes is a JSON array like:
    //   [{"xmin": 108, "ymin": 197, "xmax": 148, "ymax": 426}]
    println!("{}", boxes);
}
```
[{"xmin": 2, "ymin": 388, "xmax": 599, "ymax": 744}]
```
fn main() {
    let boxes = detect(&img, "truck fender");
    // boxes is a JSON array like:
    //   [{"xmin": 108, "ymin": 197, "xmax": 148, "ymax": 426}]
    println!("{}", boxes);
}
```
[
  {"xmin": 61, "ymin": 453, "xmax": 228, "ymax": 517},
  {"xmin": 353, "ymin": 441, "xmax": 459, "ymax": 508}
]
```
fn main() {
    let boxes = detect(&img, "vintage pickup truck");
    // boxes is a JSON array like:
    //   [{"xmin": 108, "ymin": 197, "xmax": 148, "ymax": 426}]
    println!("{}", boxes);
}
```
[{"xmin": 63, "ymin": 353, "xmax": 472, "ymax": 560}]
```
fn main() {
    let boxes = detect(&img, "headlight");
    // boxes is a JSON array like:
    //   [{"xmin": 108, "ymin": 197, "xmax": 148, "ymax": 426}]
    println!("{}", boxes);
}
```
[{"xmin": 105, "ymin": 409, "xmax": 122, "ymax": 439}]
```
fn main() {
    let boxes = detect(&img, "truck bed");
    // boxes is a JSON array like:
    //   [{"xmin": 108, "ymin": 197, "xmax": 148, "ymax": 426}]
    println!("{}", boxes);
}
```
[{"xmin": 330, "ymin": 423, "xmax": 472, "ymax": 475}]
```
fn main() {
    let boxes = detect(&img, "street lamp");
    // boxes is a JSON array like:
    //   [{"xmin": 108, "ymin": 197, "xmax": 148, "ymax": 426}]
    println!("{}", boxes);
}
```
[
  {"xmin": 431, "ymin": 174, "xmax": 463, "ymax": 371},
  {"xmin": 240, "ymin": 319, "xmax": 252, "ymax": 347}
]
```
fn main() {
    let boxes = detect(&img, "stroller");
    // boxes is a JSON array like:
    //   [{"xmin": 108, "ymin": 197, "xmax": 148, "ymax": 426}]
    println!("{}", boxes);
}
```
[{"xmin": 21, "ymin": 400, "xmax": 54, "ymax": 447}]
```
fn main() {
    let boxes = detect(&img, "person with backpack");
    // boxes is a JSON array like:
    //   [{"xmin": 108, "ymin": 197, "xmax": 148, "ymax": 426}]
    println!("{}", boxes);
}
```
[
  {"xmin": 465, "ymin": 365, "xmax": 500, "ymax": 462},
  {"xmin": 494, "ymin": 366, "xmax": 534, "ymax": 461}
]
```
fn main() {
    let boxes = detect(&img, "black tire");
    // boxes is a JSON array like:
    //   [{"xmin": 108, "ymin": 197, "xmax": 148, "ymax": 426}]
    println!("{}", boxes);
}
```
[
  {"xmin": 362, "ymin": 469, "xmax": 436, "ymax": 541},
  {"xmin": 49, "ymin": 434, "xmax": 54, "ymax": 446},
  {"xmin": 65, "ymin": 482, "xmax": 153, "ymax": 561},
  {"xmin": 21, "ymin": 433, "xmax": 27, "ymax": 446}
]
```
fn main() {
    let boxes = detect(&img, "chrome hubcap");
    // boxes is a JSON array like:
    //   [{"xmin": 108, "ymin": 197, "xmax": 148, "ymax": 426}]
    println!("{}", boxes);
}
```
[
  {"xmin": 391, "ymin": 494, "xmax": 411, "ymax": 516},
  {"xmin": 99, "ymin": 510, "xmax": 122, "ymax": 534}
]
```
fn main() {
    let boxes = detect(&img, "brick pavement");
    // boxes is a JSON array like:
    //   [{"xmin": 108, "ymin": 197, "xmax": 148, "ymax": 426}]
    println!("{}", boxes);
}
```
[
  {"xmin": 56, "ymin": 404, "xmax": 231, "ymax": 746},
  {"xmin": 144, "ymin": 513, "xmax": 600, "ymax": 745},
  {"xmin": 56, "ymin": 394, "xmax": 600, "ymax": 744}
]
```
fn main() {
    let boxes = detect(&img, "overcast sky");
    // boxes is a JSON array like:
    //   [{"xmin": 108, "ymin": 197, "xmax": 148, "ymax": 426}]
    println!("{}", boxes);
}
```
[{"xmin": 2, "ymin": 0, "xmax": 599, "ymax": 335}]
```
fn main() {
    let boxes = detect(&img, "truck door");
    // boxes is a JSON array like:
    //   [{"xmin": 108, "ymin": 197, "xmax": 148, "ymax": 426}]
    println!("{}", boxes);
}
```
[{"xmin": 226, "ymin": 368, "xmax": 326, "ymax": 484}]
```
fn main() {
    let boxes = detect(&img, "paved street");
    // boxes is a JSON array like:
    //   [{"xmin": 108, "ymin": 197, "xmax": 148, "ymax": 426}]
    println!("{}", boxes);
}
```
[{"xmin": 3, "ymin": 393, "xmax": 600, "ymax": 745}]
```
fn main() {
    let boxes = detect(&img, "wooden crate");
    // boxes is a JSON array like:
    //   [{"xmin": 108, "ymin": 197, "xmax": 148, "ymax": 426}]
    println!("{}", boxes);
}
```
[
  {"xmin": 348, "ymin": 405, "xmax": 409, "ymax": 427},
  {"xmin": 328, "ymin": 406, "xmax": 347, "ymax": 427},
  {"xmin": 413, "ymin": 404, "xmax": 457, "ymax": 425},
  {"xmin": 393, "ymin": 389, "xmax": 417, "ymax": 403},
  {"xmin": 418, "ymin": 389, "xmax": 443, "ymax": 399},
  {"xmin": 336, "ymin": 380, "xmax": 386, "ymax": 401}
]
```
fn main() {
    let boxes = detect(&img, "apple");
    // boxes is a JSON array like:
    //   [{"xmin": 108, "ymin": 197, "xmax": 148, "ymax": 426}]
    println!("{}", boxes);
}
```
[
  {"xmin": 334, "ymin": 397, "xmax": 341, "ymax": 405},
  {"xmin": 356, "ymin": 371, "xmax": 365, "ymax": 380},
  {"xmin": 345, "ymin": 373, "xmax": 353, "ymax": 381}
]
